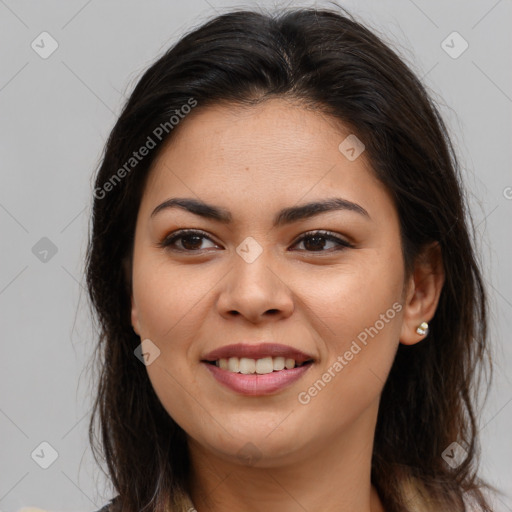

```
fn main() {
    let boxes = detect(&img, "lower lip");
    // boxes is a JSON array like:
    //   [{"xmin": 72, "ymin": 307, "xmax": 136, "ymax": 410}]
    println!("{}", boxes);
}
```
[{"xmin": 202, "ymin": 361, "xmax": 314, "ymax": 396}]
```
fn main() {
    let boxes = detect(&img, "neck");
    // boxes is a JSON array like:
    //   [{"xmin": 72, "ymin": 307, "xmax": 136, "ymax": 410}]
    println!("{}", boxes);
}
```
[{"xmin": 187, "ymin": 403, "xmax": 385, "ymax": 512}]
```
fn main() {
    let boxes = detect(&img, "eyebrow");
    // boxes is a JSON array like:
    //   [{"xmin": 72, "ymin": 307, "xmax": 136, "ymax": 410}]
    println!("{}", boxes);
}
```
[{"xmin": 150, "ymin": 197, "xmax": 370, "ymax": 226}]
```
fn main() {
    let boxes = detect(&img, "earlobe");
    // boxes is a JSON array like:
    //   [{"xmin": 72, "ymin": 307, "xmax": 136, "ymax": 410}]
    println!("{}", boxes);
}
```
[
  {"xmin": 131, "ymin": 296, "xmax": 140, "ymax": 336},
  {"xmin": 123, "ymin": 255, "xmax": 140, "ymax": 335},
  {"xmin": 399, "ymin": 242, "xmax": 445, "ymax": 346},
  {"xmin": 131, "ymin": 295, "xmax": 141, "ymax": 336}
]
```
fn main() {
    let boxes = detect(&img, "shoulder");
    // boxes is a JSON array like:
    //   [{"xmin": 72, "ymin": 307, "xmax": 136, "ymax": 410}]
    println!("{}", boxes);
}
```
[
  {"xmin": 401, "ymin": 476, "xmax": 491, "ymax": 512},
  {"xmin": 92, "ymin": 493, "xmax": 195, "ymax": 511},
  {"xmin": 16, "ymin": 501, "xmax": 119, "ymax": 512},
  {"xmin": 94, "ymin": 496, "xmax": 119, "ymax": 512},
  {"xmin": 17, "ymin": 509, "xmax": 54, "ymax": 512}
]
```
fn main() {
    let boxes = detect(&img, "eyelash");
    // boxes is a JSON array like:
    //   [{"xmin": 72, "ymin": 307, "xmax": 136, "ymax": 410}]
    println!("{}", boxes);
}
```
[{"xmin": 157, "ymin": 229, "xmax": 354, "ymax": 254}]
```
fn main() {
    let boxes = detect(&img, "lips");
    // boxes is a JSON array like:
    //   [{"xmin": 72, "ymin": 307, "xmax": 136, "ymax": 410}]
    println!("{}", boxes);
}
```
[{"xmin": 201, "ymin": 342, "xmax": 315, "ymax": 365}]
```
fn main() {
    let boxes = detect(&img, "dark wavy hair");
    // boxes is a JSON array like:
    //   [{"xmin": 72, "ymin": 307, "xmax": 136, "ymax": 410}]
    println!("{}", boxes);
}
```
[{"xmin": 86, "ymin": 5, "xmax": 497, "ymax": 511}]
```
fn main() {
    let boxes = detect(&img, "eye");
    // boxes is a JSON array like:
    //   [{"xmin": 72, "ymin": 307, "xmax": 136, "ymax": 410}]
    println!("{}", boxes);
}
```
[
  {"xmin": 158, "ymin": 229, "xmax": 353, "ymax": 253},
  {"xmin": 157, "ymin": 229, "xmax": 219, "ymax": 252},
  {"xmin": 290, "ymin": 230, "xmax": 353, "ymax": 252}
]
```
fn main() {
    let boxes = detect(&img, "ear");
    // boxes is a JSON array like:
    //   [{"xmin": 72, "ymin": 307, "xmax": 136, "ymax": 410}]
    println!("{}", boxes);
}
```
[
  {"xmin": 123, "ymin": 255, "xmax": 141, "ymax": 336},
  {"xmin": 400, "ymin": 241, "xmax": 445, "ymax": 345},
  {"xmin": 130, "ymin": 291, "xmax": 141, "ymax": 336}
]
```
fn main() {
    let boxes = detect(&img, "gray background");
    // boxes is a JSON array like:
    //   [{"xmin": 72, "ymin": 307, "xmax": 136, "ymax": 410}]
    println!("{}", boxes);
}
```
[{"xmin": 1, "ymin": 0, "xmax": 511, "ymax": 511}]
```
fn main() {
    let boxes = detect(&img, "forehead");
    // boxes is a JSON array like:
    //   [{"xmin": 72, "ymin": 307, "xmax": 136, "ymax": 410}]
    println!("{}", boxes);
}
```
[{"xmin": 140, "ymin": 98, "xmax": 390, "ymax": 220}]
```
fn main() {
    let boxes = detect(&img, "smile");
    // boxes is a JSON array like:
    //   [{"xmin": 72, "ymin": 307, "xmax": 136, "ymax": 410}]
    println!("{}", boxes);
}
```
[{"xmin": 205, "ymin": 356, "xmax": 314, "ymax": 374}]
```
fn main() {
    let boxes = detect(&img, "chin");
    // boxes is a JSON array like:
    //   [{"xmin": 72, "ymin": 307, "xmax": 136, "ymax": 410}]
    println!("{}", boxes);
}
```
[{"xmin": 192, "ymin": 422, "xmax": 311, "ymax": 467}]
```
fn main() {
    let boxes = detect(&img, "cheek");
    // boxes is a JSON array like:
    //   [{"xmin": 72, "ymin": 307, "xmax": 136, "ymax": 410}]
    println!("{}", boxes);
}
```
[
  {"xmin": 131, "ymin": 258, "xmax": 206, "ymax": 431},
  {"xmin": 297, "ymin": 250, "xmax": 404, "ymax": 408},
  {"xmin": 305, "ymin": 248, "xmax": 404, "ymax": 341},
  {"xmin": 132, "ymin": 255, "xmax": 211, "ymax": 341}
]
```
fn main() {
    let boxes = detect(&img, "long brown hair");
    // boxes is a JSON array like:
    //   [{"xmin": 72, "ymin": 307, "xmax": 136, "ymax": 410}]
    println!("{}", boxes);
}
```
[{"xmin": 86, "ymin": 5, "xmax": 496, "ymax": 511}]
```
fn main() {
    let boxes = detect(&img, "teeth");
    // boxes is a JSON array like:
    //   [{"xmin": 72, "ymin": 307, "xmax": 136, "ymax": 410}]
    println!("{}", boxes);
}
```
[
  {"xmin": 214, "ymin": 356, "xmax": 307, "ymax": 374},
  {"xmin": 227, "ymin": 357, "xmax": 239, "ymax": 373},
  {"xmin": 239, "ymin": 357, "xmax": 256, "ymax": 374},
  {"xmin": 255, "ymin": 357, "xmax": 273, "ymax": 374},
  {"xmin": 285, "ymin": 358, "xmax": 295, "ymax": 370},
  {"xmin": 273, "ymin": 357, "xmax": 285, "ymax": 371}
]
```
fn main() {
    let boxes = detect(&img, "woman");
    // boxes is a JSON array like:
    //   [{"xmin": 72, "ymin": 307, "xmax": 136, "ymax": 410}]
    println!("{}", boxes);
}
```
[{"xmin": 86, "ymin": 5, "xmax": 497, "ymax": 511}]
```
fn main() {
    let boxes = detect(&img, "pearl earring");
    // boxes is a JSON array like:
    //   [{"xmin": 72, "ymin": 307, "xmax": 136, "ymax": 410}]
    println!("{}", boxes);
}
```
[{"xmin": 416, "ymin": 321, "xmax": 429, "ymax": 336}]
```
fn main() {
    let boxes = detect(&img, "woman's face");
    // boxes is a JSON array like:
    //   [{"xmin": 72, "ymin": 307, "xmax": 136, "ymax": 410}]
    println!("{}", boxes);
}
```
[{"xmin": 130, "ymin": 98, "xmax": 410, "ymax": 466}]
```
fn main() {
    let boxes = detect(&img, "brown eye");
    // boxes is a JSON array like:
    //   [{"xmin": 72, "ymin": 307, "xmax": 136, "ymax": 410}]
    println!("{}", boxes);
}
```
[
  {"xmin": 157, "ymin": 229, "xmax": 353, "ymax": 254},
  {"xmin": 158, "ymin": 230, "xmax": 219, "ymax": 252},
  {"xmin": 291, "ymin": 231, "xmax": 353, "ymax": 252}
]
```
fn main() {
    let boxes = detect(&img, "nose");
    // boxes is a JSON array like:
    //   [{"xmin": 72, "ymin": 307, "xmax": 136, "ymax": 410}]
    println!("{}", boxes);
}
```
[{"xmin": 216, "ymin": 249, "xmax": 294, "ymax": 324}]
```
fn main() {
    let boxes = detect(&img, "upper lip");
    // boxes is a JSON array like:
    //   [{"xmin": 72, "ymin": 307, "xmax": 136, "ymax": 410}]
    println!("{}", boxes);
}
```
[{"xmin": 202, "ymin": 343, "xmax": 315, "ymax": 364}]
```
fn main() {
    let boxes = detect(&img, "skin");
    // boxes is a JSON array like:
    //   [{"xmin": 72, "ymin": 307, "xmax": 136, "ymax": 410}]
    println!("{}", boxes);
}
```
[{"xmin": 130, "ymin": 97, "xmax": 445, "ymax": 512}]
